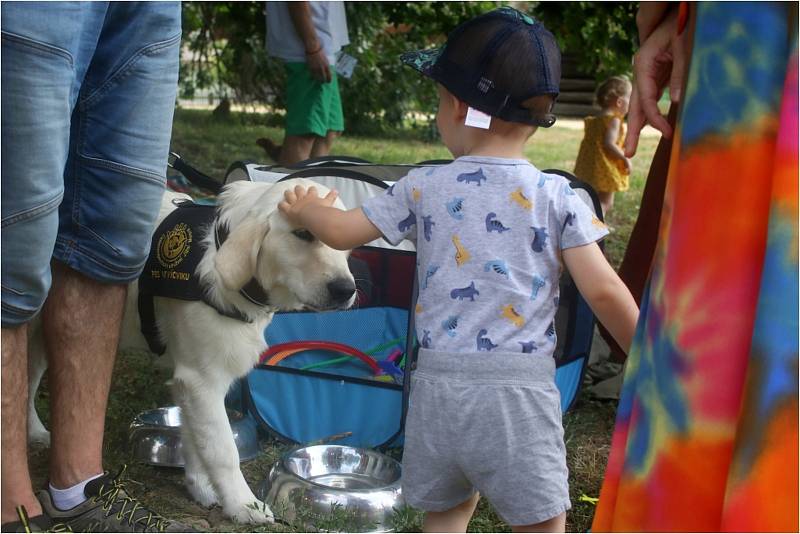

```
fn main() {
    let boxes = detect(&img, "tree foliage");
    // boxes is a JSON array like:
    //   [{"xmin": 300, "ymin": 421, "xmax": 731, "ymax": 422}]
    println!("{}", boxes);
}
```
[
  {"xmin": 341, "ymin": 2, "xmax": 497, "ymax": 134},
  {"xmin": 534, "ymin": 2, "xmax": 638, "ymax": 80},
  {"xmin": 181, "ymin": 1, "xmax": 291, "ymax": 112},
  {"xmin": 179, "ymin": 2, "xmax": 637, "ymax": 133}
]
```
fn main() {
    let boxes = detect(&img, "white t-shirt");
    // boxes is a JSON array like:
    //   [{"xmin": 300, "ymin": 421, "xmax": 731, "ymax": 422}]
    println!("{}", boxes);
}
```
[{"xmin": 266, "ymin": 1, "xmax": 349, "ymax": 65}]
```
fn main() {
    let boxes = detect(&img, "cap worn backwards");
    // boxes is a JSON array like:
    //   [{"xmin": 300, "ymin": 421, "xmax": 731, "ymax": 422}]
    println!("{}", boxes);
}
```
[{"xmin": 401, "ymin": 6, "xmax": 562, "ymax": 127}]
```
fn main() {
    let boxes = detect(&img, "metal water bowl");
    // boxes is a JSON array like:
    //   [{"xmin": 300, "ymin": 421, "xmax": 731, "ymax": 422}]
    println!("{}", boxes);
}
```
[
  {"xmin": 129, "ymin": 406, "xmax": 260, "ymax": 468},
  {"xmin": 260, "ymin": 445, "xmax": 404, "ymax": 532}
]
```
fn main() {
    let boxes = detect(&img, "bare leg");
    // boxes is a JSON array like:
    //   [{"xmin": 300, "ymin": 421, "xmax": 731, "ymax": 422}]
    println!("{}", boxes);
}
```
[
  {"xmin": 1, "ymin": 324, "xmax": 42, "ymax": 522},
  {"xmin": 422, "ymin": 493, "xmax": 479, "ymax": 533},
  {"xmin": 41, "ymin": 262, "xmax": 126, "ymax": 489},
  {"xmin": 310, "ymin": 131, "xmax": 339, "ymax": 158},
  {"xmin": 511, "ymin": 512, "xmax": 566, "ymax": 533},
  {"xmin": 598, "ymin": 191, "xmax": 615, "ymax": 219},
  {"xmin": 279, "ymin": 134, "xmax": 316, "ymax": 166}
]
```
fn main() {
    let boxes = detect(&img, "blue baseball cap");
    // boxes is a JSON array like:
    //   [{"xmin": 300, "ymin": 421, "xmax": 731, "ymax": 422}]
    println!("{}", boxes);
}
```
[{"xmin": 401, "ymin": 7, "xmax": 561, "ymax": 127}]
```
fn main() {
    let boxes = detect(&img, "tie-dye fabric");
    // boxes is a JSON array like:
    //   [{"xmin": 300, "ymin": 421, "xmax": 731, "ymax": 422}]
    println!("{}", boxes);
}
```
[{"xmin": 593, "ymin": 3, "xmax": 798, "ymax": 532}]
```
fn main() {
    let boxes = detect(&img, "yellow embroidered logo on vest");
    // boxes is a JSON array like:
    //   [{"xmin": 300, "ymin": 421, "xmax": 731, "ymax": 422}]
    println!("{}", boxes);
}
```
[{"xmin": 156, "ymin": 223, "xmax": 193, "ymax": 269}]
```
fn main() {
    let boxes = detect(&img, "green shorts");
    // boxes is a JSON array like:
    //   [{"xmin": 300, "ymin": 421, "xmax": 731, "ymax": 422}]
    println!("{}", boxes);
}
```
[{"xmin": 284, "ymin": 62, "xmax": 344, "ymax": 137}]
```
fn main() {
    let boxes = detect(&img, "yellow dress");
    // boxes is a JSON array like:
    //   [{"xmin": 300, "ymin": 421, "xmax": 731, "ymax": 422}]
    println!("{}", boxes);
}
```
[{"xmin": 573, "ymin": 113, "xmax": 629, "ymax": 193}]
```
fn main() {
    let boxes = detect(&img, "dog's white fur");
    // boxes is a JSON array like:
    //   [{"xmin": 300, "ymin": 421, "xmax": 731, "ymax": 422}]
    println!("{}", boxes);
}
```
[{"xmin": 26, "ymin": 179, "xmax": 356, "ymax": 524}]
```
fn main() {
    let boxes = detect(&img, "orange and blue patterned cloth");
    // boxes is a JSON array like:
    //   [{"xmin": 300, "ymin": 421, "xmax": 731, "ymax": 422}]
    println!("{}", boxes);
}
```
[{"xmin": 593, "ymin": 3, "xmax": 798, "ymax": 531}]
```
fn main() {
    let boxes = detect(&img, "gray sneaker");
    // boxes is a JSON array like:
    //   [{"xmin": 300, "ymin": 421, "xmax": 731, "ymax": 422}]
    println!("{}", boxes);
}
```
[
  {"xmin": 37, "ymin": 467, "xmax": 196, "ymax": 532},
  {"xmin": 0, "ymin": 506, "xmax": 72, "ymax": 533}
]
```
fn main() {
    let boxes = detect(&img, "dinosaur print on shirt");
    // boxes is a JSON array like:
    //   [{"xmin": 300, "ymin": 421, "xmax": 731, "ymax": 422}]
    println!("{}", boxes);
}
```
[
  {"xmin": 450, "ymin": 281, "xmax": 479, "ymax": 301},
  {"xmin": 456, "ymin": 168, "xmax": 488, "ymax": 186}
]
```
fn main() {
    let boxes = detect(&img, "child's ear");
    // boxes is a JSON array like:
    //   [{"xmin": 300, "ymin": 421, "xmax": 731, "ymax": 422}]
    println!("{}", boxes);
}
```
[{"xmin": 454, "ymin": 98, "xmax": 469, "ymax": 121}]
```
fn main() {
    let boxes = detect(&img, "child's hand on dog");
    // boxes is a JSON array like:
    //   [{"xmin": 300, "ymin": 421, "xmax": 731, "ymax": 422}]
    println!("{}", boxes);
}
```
[{"xmin": 279, "ymin": 185, "xmax": 339, "ymax": 226}]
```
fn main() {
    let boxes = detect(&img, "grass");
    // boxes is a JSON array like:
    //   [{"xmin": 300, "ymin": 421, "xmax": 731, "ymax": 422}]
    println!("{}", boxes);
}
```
[{"xmin": 30, "ymin": 108, "xmax": 659, "ymax": 532}]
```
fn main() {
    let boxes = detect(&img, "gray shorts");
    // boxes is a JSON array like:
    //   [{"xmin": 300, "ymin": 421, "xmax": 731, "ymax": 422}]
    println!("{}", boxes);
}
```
[{"xmin": 402, "ymin": 349, "xmax": 570, "ymax": 526}]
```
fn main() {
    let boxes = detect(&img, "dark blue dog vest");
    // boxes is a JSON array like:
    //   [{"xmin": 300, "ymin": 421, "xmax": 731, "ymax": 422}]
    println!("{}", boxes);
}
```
[{"xmin": 138, "ymin": 201, "xmax": 270, "ymax": 354}]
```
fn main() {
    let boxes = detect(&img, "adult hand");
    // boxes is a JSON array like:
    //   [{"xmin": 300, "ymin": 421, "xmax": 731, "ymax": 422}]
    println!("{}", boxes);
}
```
[
  {"xmin": 624, "ymin": 6, "xmax": 689, "ymax": 157},
  {"xmin": 307, "ymin": 49, "xmax": 332, "ymax": 83}
]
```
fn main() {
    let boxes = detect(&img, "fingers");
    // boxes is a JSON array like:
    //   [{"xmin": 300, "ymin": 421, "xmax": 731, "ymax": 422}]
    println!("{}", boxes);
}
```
[
  {"xmin": 313, "ymin": 64, "xmax": 331, "ymax": 83},
  {"xmin": 308, "ymin": 54, "xmax": 332, "ymax": 83},
  {"xmin": 669, "ymin": 31, "xmax": 688, "ymax": 103},
  {"xmin": 638, "ymin": 65, "xmax": 672, "ymax": 139},
  {"xmin": 626, "ymin": 5, "xmax": 688, "ymax": 156},
  {"xmin": 624, "ymin": 87, "xmax": 645, "ymax": 157},
  {"xmin": 322, "ymin": 189, "xmax": 339, "ymax": 206},
  {"xmin": 281, "ymin": 185, "xmax": 338, "ymax": 210},
  {"xmin": 309, "ymin": 61, "xmax": 323, "ymax": 82}
]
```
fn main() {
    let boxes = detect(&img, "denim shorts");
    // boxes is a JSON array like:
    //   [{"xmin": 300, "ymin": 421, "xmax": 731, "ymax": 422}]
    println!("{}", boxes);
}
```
[
  {"xmin": 1, "ymin": 2, "xmax": 180, "ymax": 326},
  {"xmin": 402, "ymin": 349, "xmax": 571, "ymax": 526}
]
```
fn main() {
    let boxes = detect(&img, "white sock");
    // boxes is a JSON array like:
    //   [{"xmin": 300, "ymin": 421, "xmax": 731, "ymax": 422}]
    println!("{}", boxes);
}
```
[{"xmin": 49, "ymin": 473, "xmax": 104, "ymax": 511}]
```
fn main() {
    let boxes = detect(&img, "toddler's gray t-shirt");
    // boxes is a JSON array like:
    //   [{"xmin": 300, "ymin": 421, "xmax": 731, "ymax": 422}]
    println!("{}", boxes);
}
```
[{"xmin": 361, "ymin": 156, "xmax": 608, "ymax": 356}]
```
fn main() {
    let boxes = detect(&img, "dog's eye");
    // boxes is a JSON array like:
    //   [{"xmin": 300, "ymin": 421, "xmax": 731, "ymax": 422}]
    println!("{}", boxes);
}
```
[{"xmin": 292, "ymin": 229, "xmax": 315, "ymax": 242}]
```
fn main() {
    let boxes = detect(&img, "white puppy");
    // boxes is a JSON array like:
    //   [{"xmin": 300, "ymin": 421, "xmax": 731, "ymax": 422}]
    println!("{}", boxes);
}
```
[{"xmin": 27, "ymin": 178, "xmax": 356, "ymax": 524}]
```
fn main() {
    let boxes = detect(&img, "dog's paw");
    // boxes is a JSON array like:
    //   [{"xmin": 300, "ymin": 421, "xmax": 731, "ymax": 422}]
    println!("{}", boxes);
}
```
[{"xmin": 226, "ymin": 500, "xmax": 275, "ymax": 525}]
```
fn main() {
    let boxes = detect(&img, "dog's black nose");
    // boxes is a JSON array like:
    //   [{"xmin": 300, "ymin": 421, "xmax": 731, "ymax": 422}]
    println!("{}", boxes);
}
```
[{"xmin": 327, "ymin": 278, "xmax": 356, "ymax": 304}]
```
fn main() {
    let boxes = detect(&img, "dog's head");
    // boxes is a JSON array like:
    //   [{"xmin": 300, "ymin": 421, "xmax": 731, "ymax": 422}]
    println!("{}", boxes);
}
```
[{"xmin": 212, "ymin": 179, "xmax": 356, "ymax": 311}]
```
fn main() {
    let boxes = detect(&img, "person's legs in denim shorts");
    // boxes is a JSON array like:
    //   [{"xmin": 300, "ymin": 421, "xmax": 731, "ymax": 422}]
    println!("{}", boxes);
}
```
[
  {"xmin": 2, "ymin": 2, "xmax": 181, "ymax": 323},
  {"xmin": 1, "ymin": 3, "xmax": 186, "ymax": 530}
]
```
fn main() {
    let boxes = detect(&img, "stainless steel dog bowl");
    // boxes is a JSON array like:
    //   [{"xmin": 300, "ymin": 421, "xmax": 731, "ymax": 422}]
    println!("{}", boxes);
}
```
[
  {"xmin": 260, "ymin": 445, "xmax": 404, "ymax": 532},
  {"xmin": 129, "ymin": 406, "xmax": 260, "ymax": 467}
]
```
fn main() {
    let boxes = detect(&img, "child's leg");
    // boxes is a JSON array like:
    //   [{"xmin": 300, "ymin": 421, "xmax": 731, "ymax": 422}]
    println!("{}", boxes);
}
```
[
  {"xmin": 422, "ymin": 493, "xmax": 480, "ymax": 533},
  {"xmin": 597, "ymin": 191, "xmax": 615, "ymax": 217},
  {"xmin": 511, "ymin": 511, "xmax": 566, "ymax": 533}
]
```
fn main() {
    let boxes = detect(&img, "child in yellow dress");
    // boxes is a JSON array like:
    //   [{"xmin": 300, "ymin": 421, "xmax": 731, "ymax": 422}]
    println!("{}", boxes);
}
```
[{"xmin": 573, "ymin": 76, "xmax": 633, "ymax": 217}]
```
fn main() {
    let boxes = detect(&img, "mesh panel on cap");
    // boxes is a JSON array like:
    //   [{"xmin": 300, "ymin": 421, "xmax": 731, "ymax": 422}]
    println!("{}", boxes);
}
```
[{"xmin": 403, "ymin": 8, "xmax": 562, "ymax": 126}]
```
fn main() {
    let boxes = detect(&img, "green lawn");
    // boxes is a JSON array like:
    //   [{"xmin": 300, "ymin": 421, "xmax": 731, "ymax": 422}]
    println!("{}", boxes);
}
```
[{"xmin": 31, "ymin": 108, "xmax": 659, "ymax": 533}]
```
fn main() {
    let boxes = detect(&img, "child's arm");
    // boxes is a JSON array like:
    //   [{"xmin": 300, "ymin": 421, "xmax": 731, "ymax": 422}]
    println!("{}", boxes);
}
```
[
  {"xmin": 562, "ymin": 242, "xmax": 639, "ymax": 353},
  {"xmin": 604, "ymin": 116, "xmax": 633, "ymax": 174},
  {"xmin": 279, "ymin": 185, "xmax": 383, "ymax": 250}
]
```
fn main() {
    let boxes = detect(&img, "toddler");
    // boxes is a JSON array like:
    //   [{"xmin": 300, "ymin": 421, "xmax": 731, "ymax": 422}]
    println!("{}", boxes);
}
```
[
  {"xmin": 279, "ymin": 8, "xmax": 638, "ymax": 533},
  {"xmin": 573, "ymin": 76, "xmax": 633, "ymax": 217}
]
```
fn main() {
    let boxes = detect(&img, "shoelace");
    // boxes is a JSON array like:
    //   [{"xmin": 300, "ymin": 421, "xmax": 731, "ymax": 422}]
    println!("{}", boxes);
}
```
[
  {"xmin": 88, "ymin": 466, "xmax": 171, "ymax": 532},
  {"xmin": 14, "ymin": 506, "xmax": 72, "ymax": 533}
]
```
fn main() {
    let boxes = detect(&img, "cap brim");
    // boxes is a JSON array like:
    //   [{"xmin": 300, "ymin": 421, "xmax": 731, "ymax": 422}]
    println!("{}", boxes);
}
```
[{"xmin": 400, "ymin": 48, "xmax": 442, "ymax": 78}]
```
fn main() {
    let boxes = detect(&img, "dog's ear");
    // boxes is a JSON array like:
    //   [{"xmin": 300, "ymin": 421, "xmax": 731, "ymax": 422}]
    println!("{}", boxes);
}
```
[{"xmin": 214, "ymin": 216, "xmax": 269, "ymax": 291}]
